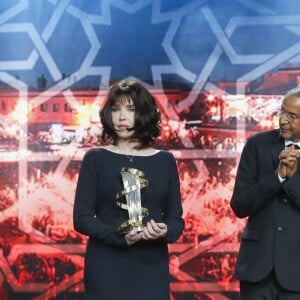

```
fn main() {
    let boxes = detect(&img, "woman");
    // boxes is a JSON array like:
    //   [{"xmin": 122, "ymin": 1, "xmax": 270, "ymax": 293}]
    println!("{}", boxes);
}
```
[{"xmin": 73, "ymin": 80, "xmax": 184, "ymax": 300}]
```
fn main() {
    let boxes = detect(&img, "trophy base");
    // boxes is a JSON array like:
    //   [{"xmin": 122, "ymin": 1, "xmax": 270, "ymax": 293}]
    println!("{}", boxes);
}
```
[{"xmin": 117, "ymin": 220, "xmax": 144, "ymax": 234}]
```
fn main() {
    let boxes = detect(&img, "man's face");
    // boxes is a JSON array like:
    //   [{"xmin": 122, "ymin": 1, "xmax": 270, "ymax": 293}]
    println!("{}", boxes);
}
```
[{"xmin": 279, "ymin": 95, "xmax": 300, "ymax": 142}]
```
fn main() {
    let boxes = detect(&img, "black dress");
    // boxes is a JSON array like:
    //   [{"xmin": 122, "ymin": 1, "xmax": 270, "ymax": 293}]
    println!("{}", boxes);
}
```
[{"xmin": 73, "ymin": 148, "xmax": 184, "ymax": 300}]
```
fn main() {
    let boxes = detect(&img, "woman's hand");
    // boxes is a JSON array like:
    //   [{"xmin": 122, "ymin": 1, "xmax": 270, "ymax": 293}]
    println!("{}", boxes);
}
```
[
  {"xmin": 125, "ymin": 228, "xmax": 142, "ymax": 246},
  {"xmin": 142, "ymin": 219, "xmax": 167, "ymax": 240}
]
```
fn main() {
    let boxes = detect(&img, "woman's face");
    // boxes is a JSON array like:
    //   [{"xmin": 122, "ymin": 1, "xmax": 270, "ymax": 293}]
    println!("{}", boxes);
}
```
[{"xmin": 111, "ymin": 96, "xmax": 135, "ymax": 140}]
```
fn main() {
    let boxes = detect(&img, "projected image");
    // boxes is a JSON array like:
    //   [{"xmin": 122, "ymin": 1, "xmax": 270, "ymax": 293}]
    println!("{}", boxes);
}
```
[
  {"xmin": 25, "ymin": 161, "xmax": 82, "ymax": 244},
  {"xmin": 0, "ymin": 86, "xmax": 284, "ymax": 299}
]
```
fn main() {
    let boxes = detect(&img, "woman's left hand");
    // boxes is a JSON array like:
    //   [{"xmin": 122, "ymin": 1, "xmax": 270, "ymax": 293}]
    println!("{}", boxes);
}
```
[{"xmin": 142, "ymin": 219, "xmax": 167, "ymax": 240}]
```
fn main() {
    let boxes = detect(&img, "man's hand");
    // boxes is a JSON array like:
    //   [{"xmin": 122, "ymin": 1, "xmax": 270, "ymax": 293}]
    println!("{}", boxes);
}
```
[{"xmin": 278, "ymin": 145, "xmax": 300, "ymax": 178}]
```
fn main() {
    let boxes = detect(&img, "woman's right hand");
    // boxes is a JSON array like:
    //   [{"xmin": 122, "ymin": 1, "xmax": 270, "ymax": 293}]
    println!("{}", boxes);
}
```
[{"xmin": 125, "ymin": 228, "xmax": 143, "ymax": 246}]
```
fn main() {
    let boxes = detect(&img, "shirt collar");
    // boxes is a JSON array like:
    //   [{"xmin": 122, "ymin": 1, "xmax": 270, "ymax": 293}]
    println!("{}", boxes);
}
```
[{"xmin": 285, "ymin": 140, "xmax": 300, "ymax": 148}]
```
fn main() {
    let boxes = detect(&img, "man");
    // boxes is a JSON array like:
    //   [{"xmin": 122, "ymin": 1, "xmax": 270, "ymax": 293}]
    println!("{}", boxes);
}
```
[{"xmin": 231, "ymin": 86, "xmax": 300, "ymax": 299}]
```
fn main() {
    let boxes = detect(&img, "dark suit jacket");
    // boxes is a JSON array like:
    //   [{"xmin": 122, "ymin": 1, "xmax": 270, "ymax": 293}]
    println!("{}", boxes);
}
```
[{"xmin": 231, "ymin": 129, "xmax": 300, "ymax": 291}]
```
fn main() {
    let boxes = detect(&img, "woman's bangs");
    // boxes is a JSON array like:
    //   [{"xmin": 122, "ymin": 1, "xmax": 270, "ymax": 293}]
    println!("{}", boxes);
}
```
[{"xmin": 113, "ymin": 95, "xmax": 134, "ymax": 106}]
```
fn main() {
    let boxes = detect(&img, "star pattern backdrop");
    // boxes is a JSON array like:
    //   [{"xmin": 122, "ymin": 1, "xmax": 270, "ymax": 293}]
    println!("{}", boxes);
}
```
[{"xmin": 0, "ymin": 0, "xmax": 300, "ymax": 299}]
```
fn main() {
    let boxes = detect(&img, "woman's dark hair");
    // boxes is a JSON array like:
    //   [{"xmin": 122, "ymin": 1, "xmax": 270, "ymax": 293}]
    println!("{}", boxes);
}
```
[{"xmin": 100, "ymin": 80, "xmax": 161, "ymax": 148}]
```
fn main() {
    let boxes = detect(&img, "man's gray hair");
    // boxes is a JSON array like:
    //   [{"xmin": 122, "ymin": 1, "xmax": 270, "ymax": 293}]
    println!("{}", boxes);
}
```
[{"xmin": 286, "ymin": 86, "xmax": 300, "ymax": 98}]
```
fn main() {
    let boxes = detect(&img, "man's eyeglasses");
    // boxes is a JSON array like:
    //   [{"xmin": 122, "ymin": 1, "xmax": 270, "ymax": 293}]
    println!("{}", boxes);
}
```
[{"xmin": 278, "ymin": 109, "xmax": 300, "ymax": 122}]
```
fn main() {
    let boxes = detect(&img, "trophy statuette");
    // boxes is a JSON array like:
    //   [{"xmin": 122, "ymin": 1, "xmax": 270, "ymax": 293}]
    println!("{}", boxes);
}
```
[{"xmin": 116, "ymin": 167, "xmax": 148, "ymax": 234}]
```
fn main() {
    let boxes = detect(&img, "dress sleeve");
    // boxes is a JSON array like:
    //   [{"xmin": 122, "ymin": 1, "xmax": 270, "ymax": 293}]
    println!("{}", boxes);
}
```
[
  {"xmin": 73, "ymin": 149, "xmax": 127, "ymax": 248},
  {"xmin": 164, "ymin": 153, "xmax": 184, "ymax": 242}
]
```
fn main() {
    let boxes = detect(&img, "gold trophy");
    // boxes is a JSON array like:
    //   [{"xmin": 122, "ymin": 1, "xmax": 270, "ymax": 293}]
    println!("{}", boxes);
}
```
[{"xmin": 116, "ymin": 167, "xmax": 148, "ymax": 234}]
